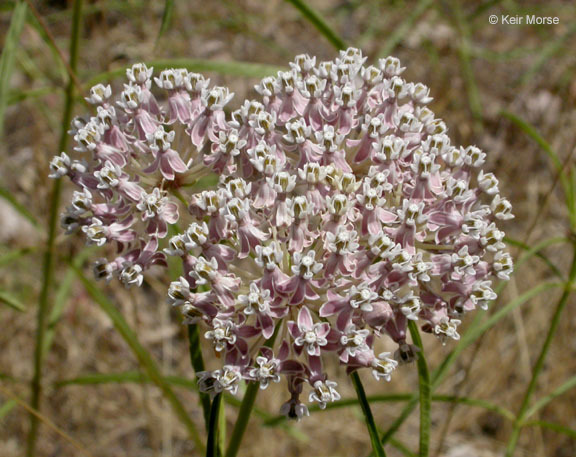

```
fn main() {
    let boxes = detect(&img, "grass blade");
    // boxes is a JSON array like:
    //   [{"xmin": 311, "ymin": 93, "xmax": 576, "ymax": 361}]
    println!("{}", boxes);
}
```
[
  {"xmin": 500, "ymin": 111, "xmax": 562, "ymax": 170},
  {"xmin": 450, "ymin": 0, "xmax": 483, "ymax": 125},
  {"xmin": 351, "ymin": 371, "xmax": 387, "ymax": 457},
  {"xmin": 519, "ymin": 23, "xmax": 576, "ymax": 86},
  {"xmin": 523, "ymin": 420, "xmax": 576, "ymax": 440},
  {"xmin": 408, "ymin": 321, "xmax": 431, "ymax": 457},
  {"xmin": 264, "ymin": 392, "xmax": 514, "ymax": 427},
  {"xmin": 379, "ymin": 0, "xmax": 434, "ymax": 57},
  {"xmin": 0, "ymin": 399, "xmax": 17, "ymax": 421},
  {"xmin": 85, "ymin": 60, "xmax": 285, "ymax": 88},
  {"xmin": 505, "ymin": 252, "xmax": 576, "ymax": 457},
  {"xmin": 43, "ymin": 247, "xmax": 98, "ymax": 356},
  {"xmin": 378, "ymin": 280, "xmax": 560, "ymax": 447},
  {"xmin": 0, "ymin": 247, "xmax": 35, "ymax": 267},
  {"xmin": 155, "ymin": 0, "xmax": 175, "ymax": 46},
  {"xmin": 0, "ymin": 385, "xmax": 94, "ymax": 457},
  {"xmin": 0, "ymin": 289, "xmax": 26, "ymax": 312},
  {"xmin": 505, "ymin": 236, "xmax": 566, "ymax": 280},
  {"xmin": 525, "ymin": 374, "xmax": 576, "ymax": 420},
  {"xmin": 0, "ymin": 186, "xmax": 42, "ymax": 231},
  {"xmin": 284, "ymin": 0, "xmax": 346, "ymax": 50},
  {"xmin": 0, "ymin": 0, "xmax": 27, "ymax": 139},
  {"xmin": 26, "ymin": 1, "xmax": 83, "ymax": 454},
  {"xmin": 75, "ymin": 268, "xmax": 205, "ymax": 452}
]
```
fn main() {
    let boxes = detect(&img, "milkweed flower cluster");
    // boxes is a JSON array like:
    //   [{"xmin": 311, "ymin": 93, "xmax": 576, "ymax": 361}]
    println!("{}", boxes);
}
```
[{"xmin": 50, "ymin": 48, "xmax": 513, "ymax": 419}]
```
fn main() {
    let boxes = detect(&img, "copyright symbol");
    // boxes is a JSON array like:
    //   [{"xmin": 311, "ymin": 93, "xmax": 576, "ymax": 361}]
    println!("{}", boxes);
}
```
[{"xmin": 489, "ymin": 15, "xmax": 498, "ymax": 24}]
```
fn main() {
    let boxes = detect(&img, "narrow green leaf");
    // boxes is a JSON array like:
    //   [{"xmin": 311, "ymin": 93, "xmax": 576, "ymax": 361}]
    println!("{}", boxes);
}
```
[
  {"xmin": 408, "ymin": 321, "xmax": 431, "ymax": 457},
  {"xmin": 505, "ymin": 236, "xmax": 566, "ymax": 280},
  {"xmin": 7, "ymin": 86, "xmax": 57, "ymax": 105},
  {"xmin": 43, "ymin": 247, "xmax": 98, "ymax": 356},
  {"xmin": 525, "ymin": 374, "xmax": 576, "ymax": 420},
  {"xmin": 451, "ymin": 0, "xmax": 483, "ymax": 124},
  {"xmin": 351, "ymin": 371, "xmax": 387, "ymax": 457},
  {"xmin": 284, "ymin": 0, "xmax": 346, "ymax": 50},
  {"xmin": 390, "ymin": 438, "xmax": 417, "ymax": 457},
  {"xmin": 379, "ymin": 0, "xmax": 434, "ymax": 57},
  {"xmin": 0, "ymin": 0, "xmax": 27, "ymax": 139},
  {"xmin": 506, "ymin": 253, "xmax": 576, "ymax": 457},
  {"xmin": 519, "ymin": 23, "xmax": 576, "ymax": 86},
  {"xmin": 379, "ymin": 280, "xmax": 560, "ymax": 447},
  {"xmin": 0, "ymin": 247, "xmax": 35, "ymax": 267},
  {"xmin": 156, "ymin": 0, "xmax": 175, "ymax": 45},
  {"xmin": 85, "ymin": 60, "xmax": 285, "ymax": 88},
  {"xmin": 501, "ymin": 111, "xmax": 561, "ymax": 169},
  {"xmin": 523, "ymin": 420, "xmax": 576, "ymax": 440},
  {"xmin": 0, "ymin": 399, "xmax": 17, "ymax": 421},
  {"xmin": 0, "ymin": 290, "xmax": 26, "ymax": 312},
  {"xmin": 74, "ymin": 268, "xmax": 205, "ymax": 452},
  {"xmin": 0, "ymin": 186, "xmax": 42, "ymax": 231}
]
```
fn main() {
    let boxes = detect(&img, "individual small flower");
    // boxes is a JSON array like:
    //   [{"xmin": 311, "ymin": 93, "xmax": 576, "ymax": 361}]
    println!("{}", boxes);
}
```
[{"xmin": 309, "ymin": 379, "xmax": 341, "ymax": 409}]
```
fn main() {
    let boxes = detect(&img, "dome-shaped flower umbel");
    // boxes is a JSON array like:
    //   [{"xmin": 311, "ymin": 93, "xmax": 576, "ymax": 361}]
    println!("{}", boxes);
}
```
[{"xmin": 51, "ymin": 48, "xmax": 513, "ymax": 418}]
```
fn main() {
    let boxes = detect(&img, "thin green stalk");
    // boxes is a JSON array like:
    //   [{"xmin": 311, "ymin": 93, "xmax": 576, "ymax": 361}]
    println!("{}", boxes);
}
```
[
  {"xmin": 188, "ymin": 324, "xmax": 211, "ymax": 427},
  {"xmin": 378, "ymin": 280, "xmax": 560, "ymax": 448},
  {"xmin": 224, "ymin": 382, "xmax": 259, "ymax": 457},
  {"xmin": 408, "ymin": 321, "xmax": 431, "ymax": 457},
  {"xmin": 27, "ymin": 1, "xmax": 83, "ymax": 455},
  {"xmin": 350, "ymin": 371, "xmax": 387, "ymax": 457},
  {"xmin": 524, "ymin": 374, "xmax": 576, "ymax": 419},
  {"xmin": 505, "ymin": 249, "xmax": 576, "ymax": 457},
  {"xmin": 225, "ymin": 324, "xmax": 279, "ymax": 457},
  {"xmin": 207, "ymin": 393, "xmax": 223, "ymax": 457},
  {"xmin": 155, "ymin": 0, "xmax": 175, "ymax": 46},
  {"xmin": 523, "ymin": 420, "xmax": 576, "ymax": 440},
  {"xmin": 284, "ymin": 0, "xmax": 346, "ymax": 50},
  {"xmin": 0, "ymin": 0, "xmax": 27, "ymax": 139}
]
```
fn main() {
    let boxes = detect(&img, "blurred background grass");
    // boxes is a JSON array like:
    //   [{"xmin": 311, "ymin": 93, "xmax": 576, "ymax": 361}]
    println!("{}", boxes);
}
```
[{"xmin": 1, "ymin": 0, "xmax": 576, "ymax": 456}]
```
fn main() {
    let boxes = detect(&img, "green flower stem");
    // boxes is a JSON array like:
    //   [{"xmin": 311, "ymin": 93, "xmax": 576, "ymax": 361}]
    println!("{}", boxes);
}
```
[
  {"xmin": 408, "ymin": 321, "xmax": 431, "ymax": 457},
  {"xmin": 188, "ymin": 324, "xmax": 211, "ymax": 427},
  {"xmin": 350, "ymin": 371, "xmax": 387, "ymax": 457},
  {"xmin": 224, "ymin": 381, "xmax": 259, "ymax": 457},
  {"xmin": 225, "ymin": 325, "xmax": 280, "ymax": 457},
  {"xmin": 26, "ymin": 1, "xmax": 83, "ymax": 456},
  {"xmin": 505, "ymin": 249, "xmax": 576, "ymax": 457},
  {"xmin": 206, "ymin": 393, "xmax": 223, "ymax": 457}
]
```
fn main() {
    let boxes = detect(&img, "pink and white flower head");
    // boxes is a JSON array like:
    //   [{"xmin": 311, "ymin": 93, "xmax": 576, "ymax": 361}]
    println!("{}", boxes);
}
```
[{"xmin": 51, "ymin": 50, "xmax": 513, "ymax": 419}]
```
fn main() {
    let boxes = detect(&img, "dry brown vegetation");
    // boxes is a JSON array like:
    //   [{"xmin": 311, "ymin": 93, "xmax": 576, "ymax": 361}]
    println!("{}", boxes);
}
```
[{"xmin": 1, "ymin": 1, "xmax": 576, "ymax": 456}]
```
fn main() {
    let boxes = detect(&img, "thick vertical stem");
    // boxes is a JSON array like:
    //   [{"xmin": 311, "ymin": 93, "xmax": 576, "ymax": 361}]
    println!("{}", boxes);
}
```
[{"xmin": 27, "ymin": 1, "xmax": 83, "ymax": 455}]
